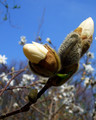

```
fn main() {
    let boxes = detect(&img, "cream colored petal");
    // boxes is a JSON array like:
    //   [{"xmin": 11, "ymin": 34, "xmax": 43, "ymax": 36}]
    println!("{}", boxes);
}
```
[
  {"xmin": 23, "ymin": 43, "xmax": 48, "ymax": 63},
  {"xmin": 79, "ymin": 17, "xmax": 94, "ymax": 38},
  {"xmin": 32, "ymin": 42, "xmax": 48, "ymax": 55}
]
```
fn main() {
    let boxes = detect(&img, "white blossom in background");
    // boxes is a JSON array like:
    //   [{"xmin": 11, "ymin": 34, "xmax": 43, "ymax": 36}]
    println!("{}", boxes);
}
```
[
  {"xmin": 19, "ymin": 74, "xmax": 35, "ymax": 86},
  {"xmin": 87, "ymin": 52, "xmax": 94, "ymax": 59},
  {"xmin": 33, "ymin": 76, "xmax": 48, "ymax": 92},
  {"xmin": 95, "ymin": 37, "xmax": 96, "ymax": 40},
  {"xmin": 66, "ymin": 106, "xmax": 69, "ymax": 110},
  {"xmin": 53, "ymin": 96, "xmax": 58, "ymax": 101},
  {"xmin": 38, "ymin": 80, "xmax": 84, "ymax": 115},
  {"xmin": 57, "ymin": 84, "xmax": 75, "ymax": 105},
  {"xmin": 2, "ymin": 76, "xmax": 8, "ymax": 83},
  {"xmin": 72, "ymin": 104, "xmax": 84, "ymax": 114},
  {"xmin": 0, "ymin": 72, "xmax": 15, "ymax": 86},
  {"xmin": 10, "ymin": 80, "xmax": 14, "ymax": 86},
  {"xmin": 48, "ymin": 90, "xmax": 51, "ymax": 95},
  {"xmin": 62, "ymin": 92, "xmax": 67, "ymax": 97},
  {"xmin": 13, "ymin": 88, "xmax": 21, "ymax": 93},
  {"xmin": 19, "ymin": 36, "xmax": 27, "ymax": 45},
  {"xmin": 13, "ymin": 103, "xmax": 19, "ymax": 108},
  {"xmin": 46, "ymin": 37, "xmax": 51, "ymax": 43},
  {"xmin": 84, "ymin": 77, "xmax": 90, "ymax": 86},
  {"xmin": 59, "ymin": 84, "xmax": 84, "ymax": 114},
  {"xmin": 22, "ymin": 74, "xmax": 35, "ymax": 81},
  {"xmin": 66, "ymin": 104, "xmax": 84, "ymax": 115},
  {"xmin": 83, "ymin": 64, "xmax": 94, "ymax": 73},
  {"xmin": 34, "ymin": 86, "xmax": 40, "ymax": 91},
  {"xmin": 35, "ymin": 84, "xmax": 45, "ymax": 92},
  {"xmin": 58, "ymin": 95, "xmax": 63, "ymax": 99},
  {"xmin": 0, "ymin": 72, "xmax": 6, "ymax": 78},
  {"xmin": 60, "ymin": 83, "xmax": 75, "ymax": 93},
  {"xmin": 68, "ymin": 110, "xmax": 73, "ymax": 114},
  {"xmin": 0, "ymin": 72, "xmax": 8, "ymax": 83},
  {"xmin": 38, "ymin": 76, "xmax": 48, "ymax": 84},
  {"xmin": 0, "ymin": 55, "xmax": 7, "ymax": 64}
]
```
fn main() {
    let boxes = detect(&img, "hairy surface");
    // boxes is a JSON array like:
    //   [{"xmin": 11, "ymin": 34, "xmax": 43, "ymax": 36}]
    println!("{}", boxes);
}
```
[{"xmin": 58, "ymin": 32, "xmax": 82, "ymax": 68}]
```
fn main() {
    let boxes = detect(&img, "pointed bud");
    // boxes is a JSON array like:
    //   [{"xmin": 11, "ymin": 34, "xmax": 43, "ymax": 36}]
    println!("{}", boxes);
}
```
[
  {"xmin": 74, "ymin": 17, "xmax": 94, "ymax": 56},
  {"xmin": 74, "ymin": 17, "xmax": 94, "ymax": 39},
  {"xmin": 23, "ymin": 42, "xmax": 48, "ymax": 64}
]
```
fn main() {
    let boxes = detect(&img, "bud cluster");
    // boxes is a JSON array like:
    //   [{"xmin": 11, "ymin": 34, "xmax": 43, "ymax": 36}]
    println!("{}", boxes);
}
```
[{"xmin": 23, "ymin": 17, "xmax": 94, "ymax": 81}]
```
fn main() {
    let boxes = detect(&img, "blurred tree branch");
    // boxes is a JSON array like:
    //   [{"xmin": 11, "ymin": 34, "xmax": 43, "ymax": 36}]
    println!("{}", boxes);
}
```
[{"xmin": 0, "ymin": 0, "xmax": 20, "ymax": 27}]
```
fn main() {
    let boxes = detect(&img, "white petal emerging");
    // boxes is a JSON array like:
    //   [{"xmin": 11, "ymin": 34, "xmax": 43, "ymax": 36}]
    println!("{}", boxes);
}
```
[
  {"xmin": 78, "ymin": 17, "xmax": 94, "ymax": 38},
  {"xmin": 23, "ymin": 42, "xmax": 48, "ymax": 63}
]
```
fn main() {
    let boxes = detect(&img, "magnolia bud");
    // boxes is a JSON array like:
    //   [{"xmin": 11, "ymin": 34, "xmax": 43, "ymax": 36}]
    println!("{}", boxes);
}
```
[
  {"xmin": 23, "ymin": 17, "xmax": 94, "ymax": 86},
  {"xmin": 23, "ymin": 42, "xmax": 61, "ymax": 77},
  {"xmin": 23, "ymin": 42, "xmax": 48, "ymax": 64},
  {"xmin": 75, "ymin": 17, "xmax": 94, "ymax": 39},
  {"xmin": 58, "ymin": 17, "xmax": 94, "ymax": 81},
  {"xmin": 74, "ymin": 17, "xmax": 94, "ymax": 56},
  {"xmin": 58, "ymin": 32, "xmax": 82, "ymax": 69}
]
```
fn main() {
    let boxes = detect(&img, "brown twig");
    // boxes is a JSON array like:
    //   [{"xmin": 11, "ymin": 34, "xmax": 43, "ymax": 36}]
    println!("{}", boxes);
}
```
[
  {"xmin": 0, "ymin": 81, "xmax": 39, "ymax": 92},
  {"xmin": 35, "ymin": 8, "xmax": 46, "ymax": 42},
  {"xmin": 0, "ymin": 67, "xmax": 27, "ymax": 96},
  {"xmin": 51, "ymin": 104, "xmax": 66, "ymax": 119},
  {"xmin": 48, "ymin": 95, "xmax": 54, "ymax": 120},
  {"xmin": 0, "ymin": 70, "xmax": 23, "ymax": 78},
  {"xmin": 0, "ymin": 102, "xmax": 31, "ymax": 119},
  {"xmin": 0, "ymin": 78, "xmax": 51, "ymax": 119},
  {"xmin": 31, "ymin": 105, "xmax": 48, "ymax": 118}
]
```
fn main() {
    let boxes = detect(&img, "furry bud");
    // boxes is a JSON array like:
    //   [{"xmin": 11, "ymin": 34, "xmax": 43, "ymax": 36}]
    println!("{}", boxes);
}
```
[{"xmin": 58, "ymin": 32, "xmax": 82, "ymax": 69}]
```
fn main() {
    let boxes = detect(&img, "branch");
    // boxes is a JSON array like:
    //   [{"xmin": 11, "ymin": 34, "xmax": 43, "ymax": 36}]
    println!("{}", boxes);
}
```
[
  {"xmin": 35, "ymin": 8, "xmax": 46, "ymax": 42},
  {"xmin": 0, "ymin": 78, "xmax": 51, "ymax": 119},
  {"xmin": 0, "ymin": 102, "xmax": 31, "ymax": 119},
  {"xmin": 31, "ymin": 105, "xmax": 48, "ymax": 118},
  {"xmin": 51, "ymin": 104, "xmax": 66, "ymax": 119},
  {"xmin": 48, "ymin": 99, "xmax": 54, "ymax": 120},
  {"xmin": 0, "ymin": 81, "xmax": 39, "ymax": 92},
  {"xmin": 0, "ymin": 67, "xmax": 27, "ymax": 96}
]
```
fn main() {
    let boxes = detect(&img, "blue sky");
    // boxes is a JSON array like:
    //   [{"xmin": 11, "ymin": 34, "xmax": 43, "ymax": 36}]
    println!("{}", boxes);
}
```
[{"xmin": 0, "ymin": 0, "xmax": 96, "ymax": 64}]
